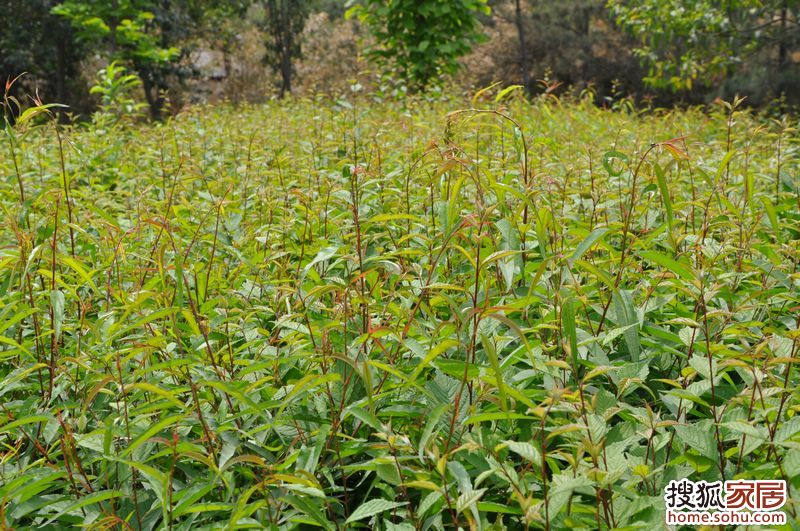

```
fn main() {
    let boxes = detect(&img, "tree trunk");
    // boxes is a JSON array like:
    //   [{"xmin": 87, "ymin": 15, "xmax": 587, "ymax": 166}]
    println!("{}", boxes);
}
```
[
  {"xmin": 777, "ymin": 1, "xmax": 788, "ymax": 69},
  {"xmin": 265, "ymin": 0, "xmax": 298, "ymax": 98},
  {"xmin": 55, "ymin": 23, "xmax": 68, "ymax": 121},
  {"xmin": 772, "ymin": 0, "xmax": 790, "ymax": 103},
  {"xmin": 141, "ymin": 72, "xmax": 162, "ymax": 120},
  {"xmin": 278, "ymin": 1, "xmax": 292, "ymax": 98},
  {"xmin": 514, "ymin": 0, "xmax": 531, "ymax": 95},
  {"xmin": 110, "ymin": 0, "xmax": 119, "ymax": 55},
  {"xmin": 279, "ymin": 52, "xmax": 292, "ymax": 97}
]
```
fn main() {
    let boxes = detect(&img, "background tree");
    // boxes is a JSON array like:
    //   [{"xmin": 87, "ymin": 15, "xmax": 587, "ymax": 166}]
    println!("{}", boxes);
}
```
[
  {"xmin": 347, "ymin": 0, "xmax": 490, "ymax": 91},
  {"xmin": 53, "ymin": 0, "xmax": 181, "ymax": 118},
  {"xmin": 480, "ymin": 0, "xmax": 642, "ymax": 102},
  {"xmin": 190, "ymin": 1, "xmax": 253, "ymax": 89},
  {"xmin": 255, "ymin": 0, "xmax": 311, "ymax": 97},
  {"xmin": 0, "ymin": 0, "xmax": 85, "ymax": 117},
  {"xmin": 610, "ymin": 0, "xmax": 800, "ymax": 102},
  {"xmin": 3, "ymin": 0, "xmax": 797, "ymax": 111},
  {"xmin": 525, "ymin": 0, "xmax": 642, "ymax": 98},
  {"xmin": 512, "ymin": 0, "xmax": 531, "ymax": 94}
]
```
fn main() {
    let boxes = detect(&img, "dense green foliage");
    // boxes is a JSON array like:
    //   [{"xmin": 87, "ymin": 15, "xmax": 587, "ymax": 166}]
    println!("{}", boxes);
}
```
[
  {"xmin": 610, "ymin": 0, "xmax": 799, "ymax": 94},
  {"xmin": 53, "ymin": 0, "xmax": 180, "ymax": 119},
  {"xmin": 347, "ymin": 0, "xmax": 490, "ymax": 90},
  {"xmin": 1, "ymin": 93, "xmax": 799, "ymax": 529},
  {"xmin": 51, "ymin": 0, "xmax": 234, "ymax": 117},
  {"xmin": 4, "ymin": 0, "xmax": 800, "ymax": 111},
  {"xmin": 52, "ymin": 0, "xmax": 178, "ymax": 64}
]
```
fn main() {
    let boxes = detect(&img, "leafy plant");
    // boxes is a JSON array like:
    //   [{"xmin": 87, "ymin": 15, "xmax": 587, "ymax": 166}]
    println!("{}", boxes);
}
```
[
  {"xmin": 53, "ymin": 0, "xmax": 180, "ymax": 118},
  {"xmin": 347, "ymin": 0, "xmax": 490, "ymax": 90},
  {"xmin": 52, "ymin": 0, "xmax": 179, "ymax": 64},
  {"xmin": 0, "ymin": 86, "xmax": 798, "ymax": 528},
  {"xmin": 90, "ymin": 61, "xmax": 147, "ymax": 120},
  {"xmin": 609, "ymin": 0, "xmax": 800, "ymax": 93}
]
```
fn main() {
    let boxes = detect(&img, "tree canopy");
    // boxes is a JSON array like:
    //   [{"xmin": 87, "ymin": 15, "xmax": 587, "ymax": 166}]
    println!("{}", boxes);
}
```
[
  {"xmin": 610, "ymin": 0, "xmax": 799, "ymax": 93},
  {"xmin": 2, "ymin": 0, "xmax": 798, "ymax": 115},
  {"xmin": 347, "ymin": 0, "xmax": 490, "ymax": 90}
]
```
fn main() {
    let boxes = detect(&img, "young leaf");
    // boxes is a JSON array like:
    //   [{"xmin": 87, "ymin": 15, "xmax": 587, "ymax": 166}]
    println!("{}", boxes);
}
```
[{"xmin": 345, "ymin": 499, "xmax": 408, "ymax": 524}]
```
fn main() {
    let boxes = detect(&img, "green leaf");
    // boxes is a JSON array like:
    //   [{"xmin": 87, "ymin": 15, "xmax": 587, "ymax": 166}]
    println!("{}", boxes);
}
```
[
  {"xmin": 775, "ymin": 417, "xmax": 800, "ymax": 445},
  {"xmin": 477, "ymin": 501, "xmax": 524, "ymax": 515},
  {"xmin": 305, "ymin": 245, "xmax": 339, "ymax": 272},
  {"xmin": 345, "ymin": 499, "xmax": 408, "ymax": 524},
  {"xmin": 347, "ymin": 406, "xmax": 383, "ymax": 433},
  {"xmin": 495, "ymin": 84, "xmax": 523, "ymax": 102},
  {"xmin": 602, "ymin": 150, "xmax": 628, "ymax": 176},
  {"xmin": 674, "ymin": 423, "xmax": 717, "ymax": 461},
  {"xmin": 285, "ymin": 494, "xmax": 335, "ymax": 530},
  {"xmin": 503, "ymin": 440, "xmax": 541, "ymax": 465},
  {"xmin": 569, "ymin": 227, "xmax": 609, "ymax": 265},
  {"xmin": 456, "ymin": 488, "xmax": 486, "ymax": 514},
  {"xmin": 562, "ymin": 297, "xmax": 579, "ymax": 369},
  {"xmin": 120, "ymin": 414, "xmax": 185, "ymax": 458},
  {"xmin": 418, "ymin": 491, "xmax": 443, "ymax": 517},
  {"xmin": 0, "ymin": 415, "xmax": 51, "ymax": 434},
  {"xmin": 612, "ymin": 289, "xmax": 641, "ymax": 361},
  {"xmin": 638, "ymin": 250, "xmax": 694, "ymax": 281},
  {"xmin": 759, "ymin": 196, "xmax": 781, "ymax": 242},
  {"xmin": 418, "ymin": 403, "xmax": 448, "ymax": 459},
  {"xmin": 41, "ymin": 490, "xmax": 124, "ymax": 526},
  {"xmin": 714, "ymin": 150, "xmax": 736, "ymax": 183},
  {"xmin": 654, "ymin": 163, "xmax": 675, "ymax": 245},
  {"xmin": 50, "ymin": 290, "xmax": 65, "ymax": 342},
  {"xmin": 602, "ymin": 323, "xmax": 638, "ymax": 346},
  {"xmin": 463, "ymin": 412, "xmax": 535, "ymax": 425},
  {"xmin": 409, "ymin": 339, "xmax": 459, "ymax": 381},
  {"xmin": 482, "ymin": 333, "xmax": 508, "ymax": 412}
]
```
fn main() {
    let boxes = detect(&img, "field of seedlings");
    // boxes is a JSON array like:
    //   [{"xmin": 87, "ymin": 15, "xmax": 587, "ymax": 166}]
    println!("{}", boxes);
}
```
[{"xmin": 1, "ymin": 93, "xmax": 798, "ymax": 529}]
